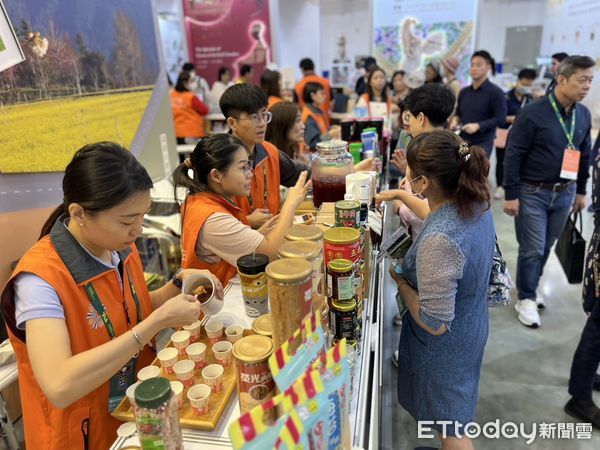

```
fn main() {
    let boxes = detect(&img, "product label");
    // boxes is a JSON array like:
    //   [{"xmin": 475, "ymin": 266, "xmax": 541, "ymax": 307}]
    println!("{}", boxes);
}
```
[
  {"xmin": 337, "ymin": 276, "xmax": 354, "ymax": 301},
  {"xmin": 237, "ymin": 360, "xmax": 275, "ymax": 415}
]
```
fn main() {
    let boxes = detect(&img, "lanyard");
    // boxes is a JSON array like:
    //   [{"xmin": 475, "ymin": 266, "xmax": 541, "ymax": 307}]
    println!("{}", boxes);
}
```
[
  {"xmin": 247, "ymin": 161, "xmax": 268, "ymax": 210},
  {"xmin": 83, "ymin": 266, "xmax": 142, "ymax": 340},
  {"xmin": 549, "ymin": 94, "xmax": 576, "ymax": 149}
]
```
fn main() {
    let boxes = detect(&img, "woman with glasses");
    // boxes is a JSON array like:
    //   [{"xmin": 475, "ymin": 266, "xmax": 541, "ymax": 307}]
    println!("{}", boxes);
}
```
[
  {"xmin": 173, "ymin": 134, "xmax": 311, "ymax": 285},
  {"xmin": 219, "ymin": 84, "xmax": 310, "ymax": 228}
]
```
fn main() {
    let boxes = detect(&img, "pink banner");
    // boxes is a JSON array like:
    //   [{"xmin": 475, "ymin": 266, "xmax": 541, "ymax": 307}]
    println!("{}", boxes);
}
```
[{"xmin": 183, "ymin": 0, "xmax": 272, "ymax": 85}]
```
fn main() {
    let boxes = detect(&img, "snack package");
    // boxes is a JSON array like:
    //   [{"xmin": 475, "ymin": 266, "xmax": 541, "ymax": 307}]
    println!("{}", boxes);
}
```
[
  {"xmin": 229, "ymin": 394, "xmax": 308, "ymax": 450},
  {"xmin": 311, "ymin": 340, "xmax": 351, "ymax": 450},
  {"xmin": 281, "ymin": 368, "xmax": 330, "ymax": 450},
  {"xmin": 269, "ymin": 312, "xmax": 327, "ymax": 392}
]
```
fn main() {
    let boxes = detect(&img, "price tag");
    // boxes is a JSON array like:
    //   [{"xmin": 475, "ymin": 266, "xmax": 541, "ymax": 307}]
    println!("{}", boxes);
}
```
[{"xmin": 560, "ymin": 148, "xmax": 580, "ymax": 180}]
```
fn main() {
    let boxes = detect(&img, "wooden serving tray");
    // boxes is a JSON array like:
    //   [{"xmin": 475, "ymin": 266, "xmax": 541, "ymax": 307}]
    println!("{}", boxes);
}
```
[{"xmin": 112, "ymin": 329, "xmax": 251, "ymax": 431}]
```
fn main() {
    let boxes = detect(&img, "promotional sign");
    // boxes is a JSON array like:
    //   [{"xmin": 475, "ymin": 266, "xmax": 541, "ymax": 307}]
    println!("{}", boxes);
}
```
[
  {"xmin": 183, "ymin": 0, "xmax": 272, "ymax": 85},
  {"xmin": 372, "ymin": 0, "xmax": 478, "ymax": 85}
]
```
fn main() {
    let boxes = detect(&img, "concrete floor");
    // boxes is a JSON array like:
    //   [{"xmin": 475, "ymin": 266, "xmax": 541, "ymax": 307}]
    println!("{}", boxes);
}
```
[{"xmin": 380, "ymin": 197, "xmax": 600, "ymax": 450}]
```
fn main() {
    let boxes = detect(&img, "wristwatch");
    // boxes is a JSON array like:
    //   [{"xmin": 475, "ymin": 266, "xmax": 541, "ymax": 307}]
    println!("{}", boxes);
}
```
[{"xmin": 171, "ymin": 269, "xmax": 183, "ymax": 289}]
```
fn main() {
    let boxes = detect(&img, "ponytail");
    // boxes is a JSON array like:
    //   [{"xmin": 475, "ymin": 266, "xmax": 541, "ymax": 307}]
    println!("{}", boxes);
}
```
[
  {"xmin": 456, "ymin": 145, "xmax": 490, "ymax": 217},
  {"xmin": 172, "ymin": 134, "xmax": 246, "ymax": 203},
  {"xmin": 39, "ymin": 141, "xmax": 153, "ymax": 239},
  {"xmin": 406, "ymin": 130, "xmax": 490, "ymax": 218},
  {"xmin": 39, "ymin": 204, "xmax": 68, "ymax": 239}
]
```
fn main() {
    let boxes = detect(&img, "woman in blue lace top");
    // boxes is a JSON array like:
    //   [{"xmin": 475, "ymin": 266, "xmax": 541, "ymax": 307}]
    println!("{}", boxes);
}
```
[{"xmin": 391, "ymin": 130, "xmax": 495, "ymax": 449}]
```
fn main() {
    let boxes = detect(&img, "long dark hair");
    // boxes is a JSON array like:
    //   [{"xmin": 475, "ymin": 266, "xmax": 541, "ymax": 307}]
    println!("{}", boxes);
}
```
[
  {"xmin": 40, "ymin": 142, "xmax": 153, "ymax": 238},
  {"xmin": 366, "ymin": 66, "xmax": 389, "ymax": 102},
  {"xmin": 175, "ymin": 71, "xmax": 192, "ymax": 92},
  {"xmin": 172, "ymin": 133, "xmax": 246, "ymax": 198},
  {"xmin": 406, "ymin": 130, "xmax": 490, "ymax": 217},
  {"xmin": 266, "ymin": 101, "xmax": 301, "ymax": 159},
  {"xmin": 260, "ymin": 69, "xmax": 281, "ymax": 98}
]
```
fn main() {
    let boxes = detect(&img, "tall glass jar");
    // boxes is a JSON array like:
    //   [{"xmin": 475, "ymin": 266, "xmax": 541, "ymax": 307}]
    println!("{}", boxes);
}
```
[{"xmin": 311, "ymin": 140, "xmax": 354, "ymax": 208}]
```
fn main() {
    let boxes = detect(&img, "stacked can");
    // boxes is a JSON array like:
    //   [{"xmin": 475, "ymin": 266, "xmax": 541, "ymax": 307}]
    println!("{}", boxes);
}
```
[{"xmin": 334, "ymin": 201, "xmax": 365, "ymax": 335}]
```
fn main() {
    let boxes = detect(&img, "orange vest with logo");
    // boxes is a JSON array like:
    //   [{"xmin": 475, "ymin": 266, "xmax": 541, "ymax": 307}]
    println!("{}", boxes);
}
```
[
  {"xmin": 170, "ymin": 90, "xmax": 206, "ymax": 138},
  {"xmin": 235, "ymin": 141, "xmax": 281, "ymax": 217},
  {"xmin": 301, "ymin": 105, "xmax": 328, "ymax": 135},
  {"xmin": 267, "ymin": 95, "xmax": 283, "ymax": 110},
  {"xmin": 0, "ymin": 220, "xmax": 155, "ymax": 450},
  {"xmin": 361, "ymin": 93, "xmax": 392, "ymax": 117},
  {"xmin": 181, "ymin": 192, "xmax": 250, "ymax": 285},
  {"xmin": 295, "ymin": 74, "xmax": 331, "ymax": 127}
]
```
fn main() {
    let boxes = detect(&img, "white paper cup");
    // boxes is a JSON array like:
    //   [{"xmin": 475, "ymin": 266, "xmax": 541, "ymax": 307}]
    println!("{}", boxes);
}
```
[
  {"xmin": 182, "ymin": 273, "xmax": 224, "ymax": 317},
  {"xmin": 173, "ymin": 359, "xmax": 195, "ymax": 387},
  {"xmin": 187, "ymin": 384, "xmax": 211, "ymax": 416},
  {"xmin": 137, "ymin": 365, "xmax": 160, "ymax": 382},
  {"xmin": 212, "ymin": 341, "xmax": 233, "ymax": 368},
  {"xmin": 225, "ymin": 325, "xmax": 244, "ymax": 343},
  {"xmin": 202, "ymin": 364, "xmax": 224, "ymax": 393},
  {"xmin": 205, "ymin": 321, "xmax": 224, "ymax": 346},
  {"xmin": 183, "ymin": 320, "xmax": 202, "ymax": 343},
  {"xmin": 170, "ymin": 380, "xmax": 184, "ymax": 409},
  {"xmin": 125, "ymin": 382, "xmax": 141, "ymax": 407},
  {"xmin": 157, "ymin": 347, "xmax": 179, "ymax": 375},
  {"xmin": 171, "ymin": 330, "xmax": 191, "ymax": 355},
  {"xmin": 186, "ymin": 342, "xmax": 207, "ymax": 371}
]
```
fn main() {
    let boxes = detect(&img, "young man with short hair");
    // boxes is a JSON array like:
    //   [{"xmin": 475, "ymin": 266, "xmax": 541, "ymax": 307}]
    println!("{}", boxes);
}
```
[
  {"xmin": 504, "ymin": 55, "xmax": 594, "ymax": 328},
  {"xmin": 219, "ymin": 84, "xmax": 309, "ymax": 228},
  {"xmin": 236, "ymin": 64, "xmax": 253, "ymax": 84},
  {"xmin": 545, "ymin": 52, "xmax": 569, "ymax": 95}
]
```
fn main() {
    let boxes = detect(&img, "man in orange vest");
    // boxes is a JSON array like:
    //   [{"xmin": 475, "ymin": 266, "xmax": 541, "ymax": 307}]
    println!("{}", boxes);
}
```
[
  {"xmin": 294, "ymin": 58, "xmax": 333, "ymax": 127},
  {"xmin": 219, "ymin": 84, "xmax": 310, "ymax": 228}
]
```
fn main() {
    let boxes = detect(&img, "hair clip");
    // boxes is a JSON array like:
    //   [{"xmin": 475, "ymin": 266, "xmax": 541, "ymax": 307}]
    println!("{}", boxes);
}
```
[{"xmin": 458, "ymin": 141, "xmax": 471, "ymax": 160}]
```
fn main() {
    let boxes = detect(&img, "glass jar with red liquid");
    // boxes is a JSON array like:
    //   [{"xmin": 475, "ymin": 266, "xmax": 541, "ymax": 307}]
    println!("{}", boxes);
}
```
[{"xmin": 311, "ymin": 140, "xmax": 354, "ymax": 208}]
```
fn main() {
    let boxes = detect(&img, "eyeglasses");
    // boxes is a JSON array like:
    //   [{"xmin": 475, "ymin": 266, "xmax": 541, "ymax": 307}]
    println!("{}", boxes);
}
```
[
  {"xmin": 237, "ymin": 111, "xmax": 272, "ymax": 125},
  {"xmin": 407, "ymin": 175, "xmax": 422, "ymax": 184},
  {"xmin": 240, "ymin": 162, "xmax": 253, "ymax": 175}
]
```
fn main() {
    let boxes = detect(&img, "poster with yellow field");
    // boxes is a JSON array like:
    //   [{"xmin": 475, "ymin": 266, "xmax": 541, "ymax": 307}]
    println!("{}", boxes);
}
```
[{"xmin": 0, "ymin": 0, "xmax": 160, "ymax": 173}]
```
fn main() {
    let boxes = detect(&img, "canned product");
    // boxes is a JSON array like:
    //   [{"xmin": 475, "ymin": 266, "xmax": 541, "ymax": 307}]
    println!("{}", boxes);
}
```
[
  {"xmin": 323, "ymin": 227, "xmax": 361, "ymax": 267},
  {"xmin": 329, "ymin": 299, "xmax": 357, "ymax": 341},
  {"xmin": 284, "ymin": 224, "xmax": 324, "ymax": 244},
  {"xmin": 334, "ymin": 200, "xmax": 360, "ymax": 229},
  {"xmin": 232, "ymin": 335, "xmax": 275, "ymax": 415},
  {"xmin": 252, "ymin": 314, "xmax": 273, "ymax": 337},
  {"xmin": 327, "ymin": 259, "xmax": 355, "ymax": 302}
]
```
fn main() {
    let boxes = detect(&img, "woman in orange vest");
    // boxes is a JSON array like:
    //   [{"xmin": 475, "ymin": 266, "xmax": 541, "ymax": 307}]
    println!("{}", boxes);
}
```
[
  {"xmin": 260, "ymin": 69, "xmax": 283, "ymax": 110},
  {"xmin": 266, "ymin": 101, "xmax": 309, "ymax": 163},
  {"xmin": 356, "ymin": 66, "xmax": 400, "ymax": 132},
  {"xmin": 0, "ymin": 143, "xmax": 222, "ymax": 450},
  {"xmin": 170, "ymin": 71, "xmax": 209, "ymax": 144},
  {"xmin": 301, "ymin": 82, "xmax": 341, "ymax": 150},
  {"xmin": 173, "ymin": 133, "xmax": 310, "ymax": 285}
]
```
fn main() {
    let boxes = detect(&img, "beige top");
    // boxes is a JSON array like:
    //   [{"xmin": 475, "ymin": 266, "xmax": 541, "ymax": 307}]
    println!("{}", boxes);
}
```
[{"xmin": 196, "ymin": 213, "xmax": 265, "ymax": 266}]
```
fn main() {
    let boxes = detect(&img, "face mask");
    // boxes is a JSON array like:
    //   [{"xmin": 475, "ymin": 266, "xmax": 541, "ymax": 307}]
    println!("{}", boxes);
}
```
[{"xmin": 517, "ymin": 86, "xmax": 532, "ymax": 95}]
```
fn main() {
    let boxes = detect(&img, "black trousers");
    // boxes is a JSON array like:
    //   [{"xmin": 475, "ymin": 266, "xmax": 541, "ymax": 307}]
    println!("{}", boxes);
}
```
[
  {"xmin": 495, "ymin": 147, "xmax": 505, "ymax": 188},
  {"xmin": 569, "ymin": 316, "xmax": 600, "ymax": 400}
]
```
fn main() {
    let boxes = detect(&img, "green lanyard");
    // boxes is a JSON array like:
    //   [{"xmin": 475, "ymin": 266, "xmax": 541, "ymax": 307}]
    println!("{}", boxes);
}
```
[
  {"xmin": 83, "ymin": 266, "xmax": 142, "ymax": 340},
  {"xmin": 247, "ymin": 162, "xmax": 268, "ymax": 210},
  {"xmin": 549, "ymin": 93, "xmax": 576, "ymax": 149}
]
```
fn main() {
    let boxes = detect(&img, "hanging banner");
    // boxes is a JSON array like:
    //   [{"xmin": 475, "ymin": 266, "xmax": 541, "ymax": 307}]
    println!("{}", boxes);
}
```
[
  {"xmin": 182, "ymin": 0, "xmax": 272, "ymax": 86},
  {"xmin": 372, "ymin": 0, "xmax": 477, "ymax": 85}
]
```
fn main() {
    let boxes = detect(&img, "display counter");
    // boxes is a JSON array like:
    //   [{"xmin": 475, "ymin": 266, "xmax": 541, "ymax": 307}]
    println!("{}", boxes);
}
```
[{"xmin": 110, "ymin": 213, "xmax": 389, "ymax": 450}]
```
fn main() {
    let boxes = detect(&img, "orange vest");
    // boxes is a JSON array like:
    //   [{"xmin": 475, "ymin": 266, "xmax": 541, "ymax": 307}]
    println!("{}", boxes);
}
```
[
  {"xmin": 180, "ymin": 192, "xmax": 250, "ymax": 285},
  {"xmin": 295, "ymin": 74, "xmax": 331, "ymax": 127},
  {"xmin": 235, "ymin": 141, "xmax": 281, "ymax": 216},
  {"xmin": 170, "ymin": 90, "xmax": 206, "ymax": 138},
  {"xmin": 0, "ymin": 219, "xmax": 155, "ymax": 450},
  {"xmin": 361, "ymin": 93, "xmax": 392, "ymax": 117},
  {"xmin": 301, "ymin": 105, "xmax": 328, "ymax": 135},
  {"xmin": 267, "ymin": 95, "xmax": 283, "ymax": 110}
]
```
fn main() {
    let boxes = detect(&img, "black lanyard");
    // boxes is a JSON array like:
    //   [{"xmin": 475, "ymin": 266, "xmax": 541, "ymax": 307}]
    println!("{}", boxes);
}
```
[{"xmin": 83, "ymin": 266, "xmax": 142, "ymax": 340}]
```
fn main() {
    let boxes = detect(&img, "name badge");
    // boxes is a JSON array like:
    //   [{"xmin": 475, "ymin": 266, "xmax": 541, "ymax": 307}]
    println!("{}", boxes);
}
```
[{"xmin": 560, "ymin": 148, "xmax": 580, "ymax": 181}]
